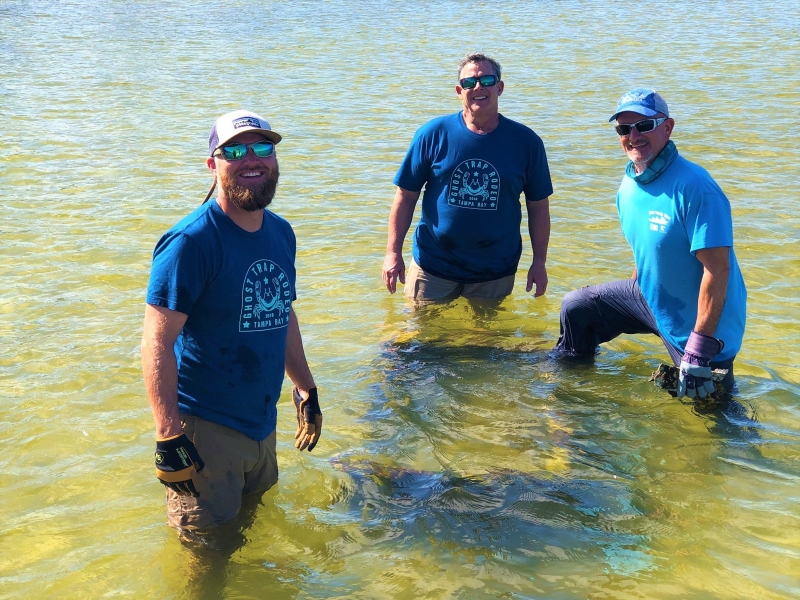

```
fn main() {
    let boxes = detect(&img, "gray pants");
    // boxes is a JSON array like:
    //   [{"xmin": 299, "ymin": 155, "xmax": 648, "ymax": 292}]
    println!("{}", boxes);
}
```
[{"xmin": 554, "ymin": 279, "xmax": 735, "ymax": 389}]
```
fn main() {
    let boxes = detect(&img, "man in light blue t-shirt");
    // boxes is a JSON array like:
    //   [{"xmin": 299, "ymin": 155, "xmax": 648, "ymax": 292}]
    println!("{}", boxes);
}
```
[
  {"xmin": 555, "ymin": 89, "xmax": 746, "ymax": 399},
  {"xmin": 382, "ymin": 53, "xmax": 553, "ymax": 304},
  {"xmin": 142, "ymin": 110, "xmax": 323, "ymax": 533}
]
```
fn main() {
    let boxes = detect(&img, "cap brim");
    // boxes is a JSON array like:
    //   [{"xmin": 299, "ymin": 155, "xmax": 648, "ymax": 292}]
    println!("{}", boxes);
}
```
[
  {"xmin": 608, "ymin": 105, "xmax": 660, "ymax": 122},
  {"xmin": 216, "ymin": 128, "xmax": 282, "ymax": 149}
]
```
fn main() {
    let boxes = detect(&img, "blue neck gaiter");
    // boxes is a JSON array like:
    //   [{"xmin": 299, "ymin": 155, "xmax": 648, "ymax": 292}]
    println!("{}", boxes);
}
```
[{"xmin": 625, "ymin": 141, "xmax": 678, "ymax": 184}]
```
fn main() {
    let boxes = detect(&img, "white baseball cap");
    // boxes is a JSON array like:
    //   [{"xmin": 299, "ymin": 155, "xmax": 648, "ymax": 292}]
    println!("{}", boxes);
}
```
[{"xmin": 208, "ymin": 109, "xmax": 282, "ymax": 155}]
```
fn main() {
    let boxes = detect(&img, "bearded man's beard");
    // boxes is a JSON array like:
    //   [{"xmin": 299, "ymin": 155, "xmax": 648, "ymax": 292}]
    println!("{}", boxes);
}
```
[{"xmin": 219, "ymin": 167, "xmax": 280, "ymax": 211}]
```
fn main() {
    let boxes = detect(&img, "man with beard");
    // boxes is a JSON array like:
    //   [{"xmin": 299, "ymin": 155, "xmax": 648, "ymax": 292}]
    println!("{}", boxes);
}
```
[
  {"xmin": 142, "ymin": 110, "xmax": 322, "ymax": 533},
  {"xmin": 382, "ymin": 53, "xmax": 553, "ymax": 304},
  {"xmin": 554, "ymin": 89, "xmax": 747, "ymax": 398}
]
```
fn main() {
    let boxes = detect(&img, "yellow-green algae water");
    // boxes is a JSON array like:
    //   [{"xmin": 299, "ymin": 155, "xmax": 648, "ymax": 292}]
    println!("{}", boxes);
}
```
[{"xmin": 2, "ymin": 1, "xmax": 799, "ymax": 598}]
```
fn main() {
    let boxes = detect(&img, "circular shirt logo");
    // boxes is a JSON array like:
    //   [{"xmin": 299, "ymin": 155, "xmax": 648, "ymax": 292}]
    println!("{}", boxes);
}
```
[
  {"xmin": 155, "ymin": 452, "xmax": 164, "ymax": 464},
  {"xmin": 449, "ymin": 159, "xmax": 500, "ymax": 210},
  {"xmin": 240, "ymin": 260, "xmax": 293, "ymax": 332}
]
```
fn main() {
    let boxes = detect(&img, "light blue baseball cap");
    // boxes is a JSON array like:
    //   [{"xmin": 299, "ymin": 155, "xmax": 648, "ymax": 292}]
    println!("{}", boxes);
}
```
[{"xmin": 609, "ymin": 88, "xmax": 669, "ymax": 122}]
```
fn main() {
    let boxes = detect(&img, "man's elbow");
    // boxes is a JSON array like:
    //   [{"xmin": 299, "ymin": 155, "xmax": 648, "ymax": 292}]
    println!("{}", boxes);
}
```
[
  {"xmin": 526, "ymin": 197, "xmax": 551, "ymax": 218},
  {"xmin": 709, "ymin": 256, "xmax": 730, "ymax": 279},
  {"xmin": 697, "ymin": 247, "xmax": 731, "ymax": 278},
  {"xmin": 397, "ymin": 187, "xmax": 421, "ymax": 205}
]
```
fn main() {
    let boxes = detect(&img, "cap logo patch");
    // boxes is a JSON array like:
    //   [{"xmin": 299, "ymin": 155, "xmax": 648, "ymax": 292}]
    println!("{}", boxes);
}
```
[
  {"xmin": 621, "ymin": 92, "xmax": 648, "ymax": 104},
  {"xmin": 233, "ymin": 116, "xmax": 261, "ymax": 130}
]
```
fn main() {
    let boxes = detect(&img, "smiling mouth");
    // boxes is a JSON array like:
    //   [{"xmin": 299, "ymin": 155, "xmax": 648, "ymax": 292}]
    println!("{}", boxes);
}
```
[
  {"xmin": 239, "ymin": 171, "xmax": 263, "ymax": 178},
  {"xmin": 473, "ymin": 95, "xmax": 488, "ymax": 101}
]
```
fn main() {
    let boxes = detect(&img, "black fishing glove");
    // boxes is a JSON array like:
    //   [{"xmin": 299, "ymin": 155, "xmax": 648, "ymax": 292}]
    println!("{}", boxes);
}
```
[
  {"xmin": 293, "ymin": 387, "xmax": 323, "ymax": 452},
  {"xmin": 155, "ymin": 433, "xmax": 205, "ymax": 497}
]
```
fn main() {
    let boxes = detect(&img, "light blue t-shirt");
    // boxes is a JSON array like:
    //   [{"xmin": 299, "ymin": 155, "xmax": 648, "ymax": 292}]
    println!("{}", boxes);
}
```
[
  {"xmin": 146, "ymin": 200, "xmax": 297, "ymax": 440},
  {"xmin": 394, "ymin": 112, "xmax": 553, "ymax": 283},
  {"xmin": 617, "ymin": 153, "xmax": 746, "ymax": 360}
]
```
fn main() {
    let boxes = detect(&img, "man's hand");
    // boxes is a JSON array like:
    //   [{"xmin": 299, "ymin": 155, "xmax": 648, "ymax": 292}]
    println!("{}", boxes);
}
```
[
  {"xmin": 155, "ymin": 433, "xmax": 205, "ymax": 497},
  {"xmin": 293, "ymin": 387, "xmax": 322, "ymax": 452},
  {"xmin": 382, "ymin": 251, "xmax": 406, "ymax": 294},
  {"xmin": 525, "ymin": 262, "xmax": 548, "ymax": 297},
  {"xmin": 677, "ymin": 331, "xmax": 724, "ymax": 399}
]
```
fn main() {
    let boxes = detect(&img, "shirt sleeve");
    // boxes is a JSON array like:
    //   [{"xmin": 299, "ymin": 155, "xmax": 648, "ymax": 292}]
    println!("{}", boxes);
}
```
[
  {"xmin": 289, "ymin": 225, "xmax": 298, "ymax": 302},
  {"xmin": 686, "ymin": 190, "xmax": 734, "ymax": 253},
  {"xmin": 145, "ymin": 232, "xmax": 209, "ymax": 315},
  {"xmin": 393, "ymin": 126, "xmax": 432, "ymax": 192},
  {"xmin": 523, "ymin": 135, "xmax": 554, "ymax": 203}
]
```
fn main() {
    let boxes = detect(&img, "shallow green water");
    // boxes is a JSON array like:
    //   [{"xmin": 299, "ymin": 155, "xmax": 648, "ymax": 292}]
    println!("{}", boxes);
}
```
[{"xmin": 1, "ymin": 1, "xmax": 799, "ymax": 598}]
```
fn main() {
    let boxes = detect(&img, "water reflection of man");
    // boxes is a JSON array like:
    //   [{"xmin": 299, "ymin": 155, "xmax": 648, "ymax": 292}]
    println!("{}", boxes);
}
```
[
  {"xmin": 555, "ymin": 89, "xmax": 747, "ymax": 399},
  {"xmin": 382, "ymin": 53, "xmax": 553, "ymax": 304},
  {"xmin": 141, "ymin": 110, "xmax": 322, "ymax": 537}
]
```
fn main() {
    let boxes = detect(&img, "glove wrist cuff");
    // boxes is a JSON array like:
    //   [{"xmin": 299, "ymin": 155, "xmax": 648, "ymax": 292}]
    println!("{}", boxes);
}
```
[
  {"xmin": 685, "ymin": 330, "xmax": 723, "ymax": 359},
  {"xmin": 294, "ymin": 386, "xmax": 318, "ymax": 398}
]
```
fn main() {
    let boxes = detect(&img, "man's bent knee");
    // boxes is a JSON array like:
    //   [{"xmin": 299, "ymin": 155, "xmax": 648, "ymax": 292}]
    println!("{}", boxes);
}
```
[{"xmin": 554, "ymin": 287, "xmax": 604, "ymax": 356}]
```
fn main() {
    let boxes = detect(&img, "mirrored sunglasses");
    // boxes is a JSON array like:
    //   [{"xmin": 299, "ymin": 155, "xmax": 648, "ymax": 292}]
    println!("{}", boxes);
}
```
[
  {"xmin": 614, "ymin": 117, "xmax": 667, "ymax": 136},
  {"xmin": 216, "ymin": 141, "xmax": 275, "ymax": 161},
  {"xmin": 459, "ymin": 75, "xmax": 498, "ymax": 89}
]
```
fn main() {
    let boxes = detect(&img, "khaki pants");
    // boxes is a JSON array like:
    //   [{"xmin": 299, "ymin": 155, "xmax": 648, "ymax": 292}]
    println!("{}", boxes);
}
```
[
  {"xmin": 166, "ymin": 415, "xmax": 278, "ymax": 531},
  {"xmin": 403, "ymin": 261, "xmax": 515, "ymax": 304}
]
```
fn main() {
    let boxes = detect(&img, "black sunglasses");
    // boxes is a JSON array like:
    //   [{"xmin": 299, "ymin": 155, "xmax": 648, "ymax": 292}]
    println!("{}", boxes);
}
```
[
  {"xmin": 614, "ymin": 117, "xmax": 667, "ymax": 136},
  {"xmin": 459, "ymin": 75, "xmax": 499, "ymax": 89}
]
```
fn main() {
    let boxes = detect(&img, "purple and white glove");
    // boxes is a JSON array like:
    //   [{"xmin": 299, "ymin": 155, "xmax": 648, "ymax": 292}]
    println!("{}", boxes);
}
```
[{"xmin": 677, "ymin": 331, "xmax": 724, "ymax": 399}]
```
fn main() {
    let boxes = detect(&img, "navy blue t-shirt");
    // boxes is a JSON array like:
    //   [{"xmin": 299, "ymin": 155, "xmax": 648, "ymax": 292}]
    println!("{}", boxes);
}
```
[
  {"xmin": 146, "ymin": 200, "xmax": 297, "ymax": 440},
  {"xmin": 394, "ymin": 112, "xmax": 553, "ymax": 283}
]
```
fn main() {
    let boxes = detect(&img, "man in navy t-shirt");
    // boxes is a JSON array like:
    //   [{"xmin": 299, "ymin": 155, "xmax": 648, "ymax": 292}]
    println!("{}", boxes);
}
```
[
  {"xmin": 555, "ymin": 89, "xmax": 747, "ymax": 399},
  {"xmin": 142, "ymin": 110, "xmax": 323, "ymax": 533},
  {"xmin": 382, "ymin": 53, "xmax": 554, "ymax": 304}
]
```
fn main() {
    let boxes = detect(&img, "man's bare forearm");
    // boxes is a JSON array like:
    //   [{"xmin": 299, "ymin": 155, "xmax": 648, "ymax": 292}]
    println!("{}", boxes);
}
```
[
  {"xmin": 142, "ymin": 304, "xmax": 187, "ymax": 439},
  {"xmin": 383, "ymin": 187, "xmax": 421, "ymax": 293},
  {"xmin": 527, "ymin": 197, "xmax": 551, "ymax": 265},
  {"xmin": 695, "ymin": 269, "xmax": 728, "ymax": 335},
  {"xmin": 386, "ymin": 187, "xmax": 420, "ymax": 255},
  {"xmin": 694, "ymin": 247, "xmax": 730, "ymax": 336},
  {"xmin": 284, "ymin": 309, "xmax": 315, "ymax": 393}
]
